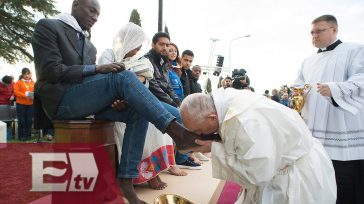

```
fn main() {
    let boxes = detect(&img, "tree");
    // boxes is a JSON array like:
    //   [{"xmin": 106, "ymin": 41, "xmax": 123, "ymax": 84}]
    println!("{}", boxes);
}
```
[
  {"xmin": 0, "ymin": 0, "xmax": 58, "ymax": 64},
  {"xmin": 158, "ymin": 0, "xmax": 162, "ymax": 31},
  {"xmin": 217, "ymin": 76, "xmax": 223, "ymax": 88},
  {"xmin": 164, "ymin": 23, "xmax": 169, "ymax": 34},
  {"xmin": 205, "ymin": 78, "xmax": 212, "ymax": 94},
  {"xmin": 129, "ymin": 9, "xmax": 141, "ymax": 26}
]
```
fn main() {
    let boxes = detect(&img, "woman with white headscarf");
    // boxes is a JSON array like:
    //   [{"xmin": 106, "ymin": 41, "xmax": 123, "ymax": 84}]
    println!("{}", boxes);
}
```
[{"xmin": 98, "ymin": 22, "xmax": 177, "ymax": 190}]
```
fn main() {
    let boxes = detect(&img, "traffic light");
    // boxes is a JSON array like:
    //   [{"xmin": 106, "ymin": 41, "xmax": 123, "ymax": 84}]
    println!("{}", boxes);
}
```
[
  {"xmin": 213, "ymin": 67, "xmax": 222, "ymax": 76},
  {"xmin": 216, "ymin": 55, "xmax": 224, "ymax": 67}
]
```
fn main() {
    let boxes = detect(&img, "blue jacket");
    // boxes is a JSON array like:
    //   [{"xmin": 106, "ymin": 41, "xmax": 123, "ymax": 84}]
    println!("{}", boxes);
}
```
[{"xmin": 168, "ymin": 70, "xmax": 184, "ymax": 101}]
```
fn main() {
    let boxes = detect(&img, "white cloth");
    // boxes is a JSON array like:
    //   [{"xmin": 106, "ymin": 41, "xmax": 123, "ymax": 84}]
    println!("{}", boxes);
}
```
[
  {"xmin": 57, "ymin": 13, "xmax": 89, "ymax": 37},
  {"xmin": 111, "ymin": 22, "xmax": 148, "ymax": 63},
  {"xmin": 98, "ymin": 49, "xmax": 154, "ymax": 80},
  {"xmin": 294, "ymin": 42, "xmax": 364, "ymax": 161},
  {"xmin": 211, "ymin": 88, "xmax": 336, "ymax": 204},
  {"xmin": 98, "ymin": 23, "xmax": 153, "ymax": 80},
  {"xmin": 113, "ymin": 123, "xmax": 173, "ymax": 164}
]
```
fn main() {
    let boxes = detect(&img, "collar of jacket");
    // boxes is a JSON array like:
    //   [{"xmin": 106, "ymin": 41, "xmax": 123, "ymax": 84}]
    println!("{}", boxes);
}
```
[
  {"xmin": 147, "ymin": 49, "xmax": 168, "ymax": 67},
  {"xmin": 191, "ymin": 75, "xmax": 198, "ymax": 82}
]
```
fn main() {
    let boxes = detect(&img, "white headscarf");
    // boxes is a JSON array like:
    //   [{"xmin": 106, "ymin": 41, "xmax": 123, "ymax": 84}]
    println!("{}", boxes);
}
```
[
  {"xmin": 98, "ymin": 23, "xmax": 154, "ymax": 80},
  {"xmin": 112, "ymin": 22, "xmax": 148, "ymax": 62}
]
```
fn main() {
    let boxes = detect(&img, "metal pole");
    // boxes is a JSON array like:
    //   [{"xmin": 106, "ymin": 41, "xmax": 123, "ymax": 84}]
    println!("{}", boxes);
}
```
[
  {"xmin": 158, "ymin": 0, "xmax": 163, "ymax": 31},
  {"xmin": 228, "ymin": 34, "xmax": 251, "ymax": 75},
  {"xmin": 207, "ymin": 38, "xmax": 219, "ymax": 76},
  {"xmin": 208, "ymin": 38, "xmax": 219, "ymax": 66}
]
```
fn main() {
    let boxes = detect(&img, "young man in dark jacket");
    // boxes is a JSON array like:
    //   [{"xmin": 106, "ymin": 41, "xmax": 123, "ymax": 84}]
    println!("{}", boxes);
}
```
[{"xmin": 144, "ymin": 32, "xmax": 181, "ymax": 107}]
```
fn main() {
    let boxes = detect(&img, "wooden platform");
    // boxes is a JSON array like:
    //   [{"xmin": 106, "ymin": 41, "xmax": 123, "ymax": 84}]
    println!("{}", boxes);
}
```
[{"xmin": 134, "ymin": 161, "xmax": 224, "ymax": 204}]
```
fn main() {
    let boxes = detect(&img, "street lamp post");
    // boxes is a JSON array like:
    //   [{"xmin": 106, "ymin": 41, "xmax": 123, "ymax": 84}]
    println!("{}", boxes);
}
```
[
  {"xmin": 208, "ymin": 38, "xmax": 219, "ymax": 67},
  {"xmin": 229, "ymin": 34, "xmax": 251, "ymax": 74}
]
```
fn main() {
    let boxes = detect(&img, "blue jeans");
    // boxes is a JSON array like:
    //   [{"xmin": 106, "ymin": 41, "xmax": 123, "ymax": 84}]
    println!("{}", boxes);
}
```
[
  {"xmin": 16, "ymin": 103, "xmax": 34, "ymax": 140},
  {"xmin": 54, "ymin": 71, "xmax": 176, "ymax": 178}
]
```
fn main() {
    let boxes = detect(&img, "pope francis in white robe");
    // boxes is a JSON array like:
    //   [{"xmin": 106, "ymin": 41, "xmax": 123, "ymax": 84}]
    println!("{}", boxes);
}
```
[{"xmin": 180, "ymin": 89, "xmax": 336, "ymax": 204}]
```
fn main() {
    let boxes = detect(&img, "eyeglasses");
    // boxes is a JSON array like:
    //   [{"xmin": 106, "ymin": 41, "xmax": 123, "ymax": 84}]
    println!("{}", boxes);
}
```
[{"xmin": 310, "ymin": 27, "xmax": 333, "ymax": 36}]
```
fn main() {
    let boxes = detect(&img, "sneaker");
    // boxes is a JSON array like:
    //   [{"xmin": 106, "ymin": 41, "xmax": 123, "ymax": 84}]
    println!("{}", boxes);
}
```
[
  {"xmin": 194, "ymin": 152, "xmax": 210, "ymax": 161},
  {"xmin": 44, "ymin": 134, "xmax": 53, "ymax": 141},
  {"xmin": 176, "ymin": 160, "xmax": 202, "ymax": 170}
]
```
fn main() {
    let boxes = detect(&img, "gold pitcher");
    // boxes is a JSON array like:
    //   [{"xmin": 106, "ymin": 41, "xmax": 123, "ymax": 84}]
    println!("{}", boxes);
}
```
[
  {"xmin": 154, "ymin": 194, "xmax": 194, "ymax": 204},
  {"xmin": 292, "ymin": 84, "xmax": 312, "ymax": 113}
]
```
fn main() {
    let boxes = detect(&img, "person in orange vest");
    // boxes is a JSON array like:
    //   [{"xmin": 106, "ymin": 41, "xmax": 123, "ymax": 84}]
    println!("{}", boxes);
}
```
[{"xmin": 14, "ymin": 68, "xmax": 34, "ymax": 141}]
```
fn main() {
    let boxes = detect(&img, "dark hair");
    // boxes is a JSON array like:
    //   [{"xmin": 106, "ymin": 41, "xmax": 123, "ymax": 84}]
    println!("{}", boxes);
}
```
[
  {"xmin": 312, "ymin": 15, "xmax": 338, "ymax": 28},
  {"xmin": 19, "ymin": 67, "xmax": 31, "ymax": 80},
  {"xmin": 2, "ymin": 75, "xmax": 13, "ymax": 84},
  {"xmin": 192, "ymin": 65, "xmax": 201, "ymax": 70},
  {"xmin": 152, "ymin": 32, "xmax": 170, "ymax": 44},
  {"xmin": 224, "ymin": 76, "xmax": 232, "ymax": 81},
  {"xmin": 169, "ymin": 42, "xmax": 181, "ymax": 63},
  {"xmin": 181, "ymin": 49, "xmax": 194, "ymax": 58}
]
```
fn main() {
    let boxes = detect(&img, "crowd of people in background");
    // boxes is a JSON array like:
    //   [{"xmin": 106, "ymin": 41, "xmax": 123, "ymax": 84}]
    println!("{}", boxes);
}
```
[
  {"xmin": 0, "ymin": 69, "xmax": 54, "ymax": 141},
  {"xmin": 218, "ymin": 73, "xmax": 296, "ymax": 109},
  {"xmin": 262, "ymin": 85, "xmax": 295, "ymax": 108}
]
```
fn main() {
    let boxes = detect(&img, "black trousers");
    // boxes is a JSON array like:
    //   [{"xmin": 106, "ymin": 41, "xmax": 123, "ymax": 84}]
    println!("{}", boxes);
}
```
[
  {"xmin": 332, "ymin": 160, "xmax": 364, "ymax": 204},
  {"xmin": 16, "ymin": 103, "xmax": 34, "ymax": 140}
]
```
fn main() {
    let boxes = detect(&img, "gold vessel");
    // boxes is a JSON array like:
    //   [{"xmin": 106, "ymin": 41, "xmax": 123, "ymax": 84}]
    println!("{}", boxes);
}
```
[
  {"xmin": 154, "ymin": 194, "xmax": 194, "ymax": 204},
  {"xmin": 292, "ymin": 84, "xmax": 312, "ymax": 113}
]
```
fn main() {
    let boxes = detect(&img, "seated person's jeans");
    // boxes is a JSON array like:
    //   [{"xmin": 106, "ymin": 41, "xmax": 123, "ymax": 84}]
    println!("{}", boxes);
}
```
[{"xmin": 54, "ymin": 71, "xmax": 176, "ymax": 178}]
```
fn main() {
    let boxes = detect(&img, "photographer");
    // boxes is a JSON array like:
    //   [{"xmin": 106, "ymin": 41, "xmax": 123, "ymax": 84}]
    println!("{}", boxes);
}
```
[
  {"xmin": 231, "ymin": 69, "xmax": 252, "ymax": 90},
  {"xmin": 223, "ymin": 76, "xmax": 233, "ymax": 89}
]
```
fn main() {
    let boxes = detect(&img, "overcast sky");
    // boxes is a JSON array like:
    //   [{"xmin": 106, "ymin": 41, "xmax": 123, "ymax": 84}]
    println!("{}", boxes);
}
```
[{"xmin": 1, "ymin": 0, "xmax": 364, "ymax": 94}]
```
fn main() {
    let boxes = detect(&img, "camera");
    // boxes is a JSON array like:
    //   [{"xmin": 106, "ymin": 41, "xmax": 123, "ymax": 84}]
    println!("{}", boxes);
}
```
[{"xmin": 231, "ymin": 69, "xmax": 249, "ymax": 89}]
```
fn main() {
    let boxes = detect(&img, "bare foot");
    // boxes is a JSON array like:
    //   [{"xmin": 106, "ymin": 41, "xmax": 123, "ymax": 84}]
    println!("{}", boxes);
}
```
[
  {"xmin": 189, "ymin": 154, "xmax": 203, "ymax": 165},
  {"xmin": 148, "ymin": 176, "xmax": 167, "ymax": 190},
  {"xmin": 156, "ymin": 175, "xmax": 167, "ymax": 186},
  {"xmin": 168, "ymin": 165, "xmax": 188, "ymax": 176},
  {"xmin": 119, "ymin": 178, "xmax": 147, "ymax": 204}
]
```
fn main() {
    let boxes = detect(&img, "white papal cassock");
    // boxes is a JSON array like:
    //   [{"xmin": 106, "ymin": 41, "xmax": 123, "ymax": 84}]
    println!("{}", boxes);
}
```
[
  {"xmin": 211, "ymin": 89, "xmax": 336, "ymax": 204},
  {"xmin": 294, "ymin": 42, "xmax": 364, "ymax": 161}
]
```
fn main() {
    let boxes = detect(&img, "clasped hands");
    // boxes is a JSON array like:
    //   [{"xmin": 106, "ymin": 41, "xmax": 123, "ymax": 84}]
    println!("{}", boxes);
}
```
[
  {"xmin": 182, "ymin": 133, "xmax": 221, "ymax": 154},
  {"xmin": 96, "ymin": 62, "xmax": 125, "ymax": 73},
  {"xmin": 192, "ymin": 139, "xmax": 213, "ymax": 153}
]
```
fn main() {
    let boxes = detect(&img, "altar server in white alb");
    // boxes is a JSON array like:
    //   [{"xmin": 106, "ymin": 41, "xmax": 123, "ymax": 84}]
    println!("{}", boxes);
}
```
[
  {"xmin": 294, "ymin": 14, "xmax": 364, "ymax": 204},
  {"xmin": 180, "ymin": 89, "xmax": 336, "ymax": 204}
]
